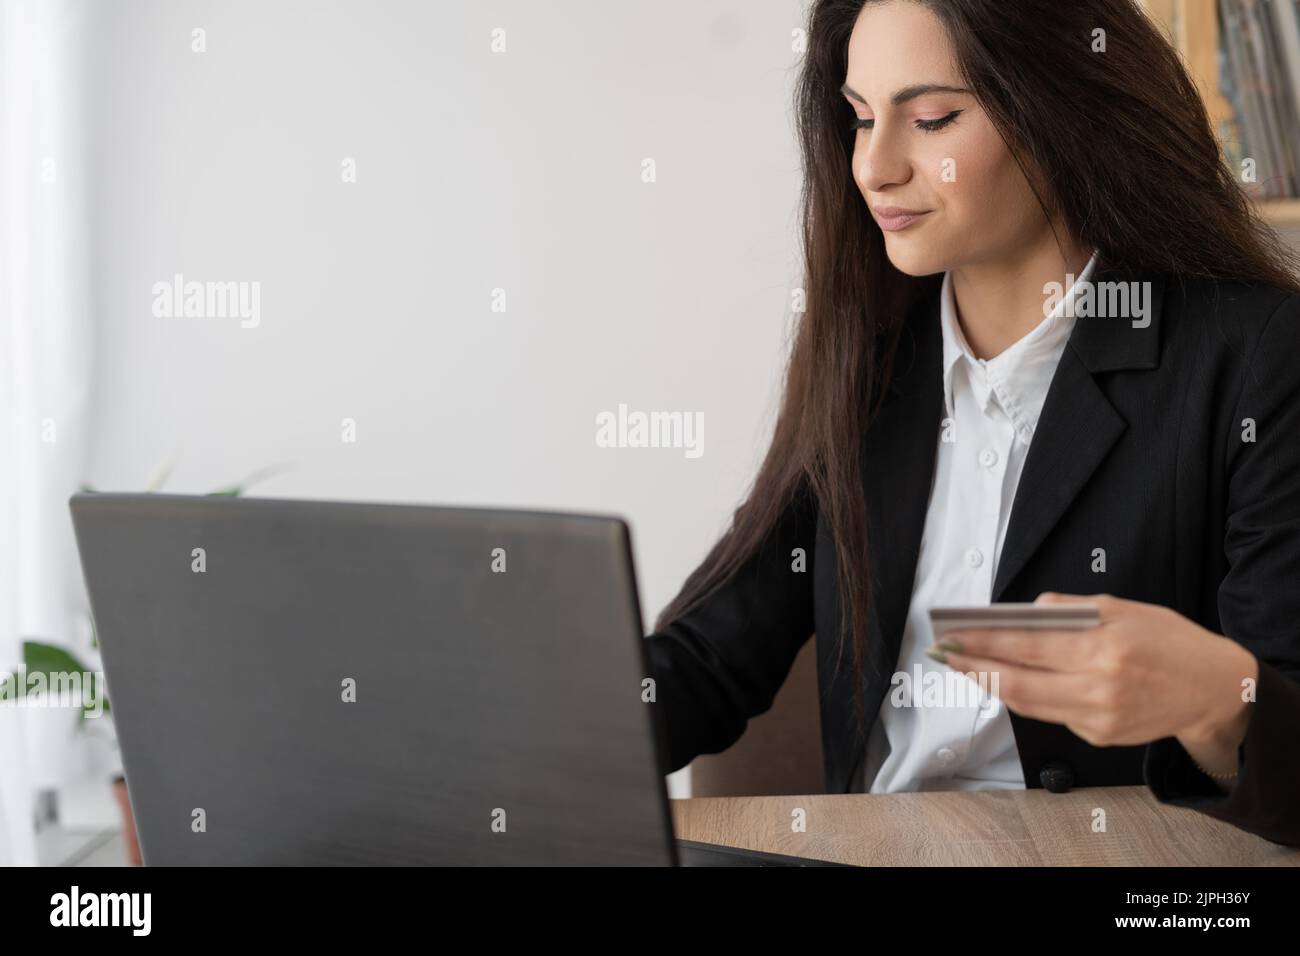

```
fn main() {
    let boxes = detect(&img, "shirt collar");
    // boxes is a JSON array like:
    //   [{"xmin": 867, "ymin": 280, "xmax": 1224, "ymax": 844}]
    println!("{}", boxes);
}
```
[{"xmin": 939, "ymin": 251, "xmax": 1099, "ymax": 442}]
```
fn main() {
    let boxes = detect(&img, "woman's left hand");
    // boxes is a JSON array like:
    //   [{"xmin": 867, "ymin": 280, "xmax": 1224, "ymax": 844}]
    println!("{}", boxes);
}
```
[{"xmin": 934, "ymin": 592, "xmax": 1258, "ymax": 770}]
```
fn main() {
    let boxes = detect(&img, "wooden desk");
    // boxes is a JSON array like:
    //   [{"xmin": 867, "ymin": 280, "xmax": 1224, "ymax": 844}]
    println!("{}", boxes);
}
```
[{"xmin": 672, "ymin": 785, "xmax": 1300, "ymax": 866}]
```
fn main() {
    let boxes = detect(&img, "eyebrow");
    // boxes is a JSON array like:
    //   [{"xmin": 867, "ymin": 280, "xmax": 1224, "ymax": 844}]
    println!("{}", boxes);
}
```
[{"xmin": 840, "ymin": 82, "xmax": 970, "ymax": 106}]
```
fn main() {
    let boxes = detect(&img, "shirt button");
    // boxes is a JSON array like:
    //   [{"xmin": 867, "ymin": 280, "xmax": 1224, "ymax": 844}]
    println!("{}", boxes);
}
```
[
  {"xmin": 978, "ymin": 447, "xmax": 998, "ymax": 468},
  {"xmin": 965, "ymin": 548, "xmax": 983, "ymax": 568},
  {"xmin": 937, "ymin": 747, "xmax": 957, "ymax": 764}
]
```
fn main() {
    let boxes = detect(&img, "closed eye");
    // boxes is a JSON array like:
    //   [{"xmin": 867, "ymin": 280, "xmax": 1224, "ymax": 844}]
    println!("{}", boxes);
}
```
[
  {"xmin": 850, "ymin": 109, "xmax": 964, "ymax": 133},
  {"xmin": 915, "ymin": 109, "xmax": 963, "ymax": 132}
]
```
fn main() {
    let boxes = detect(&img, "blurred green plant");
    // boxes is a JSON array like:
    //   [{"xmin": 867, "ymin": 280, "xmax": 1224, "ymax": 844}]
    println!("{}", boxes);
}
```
[{"xmin": 14, "ymin": 640, "xmax": 107, "ymax": 721}]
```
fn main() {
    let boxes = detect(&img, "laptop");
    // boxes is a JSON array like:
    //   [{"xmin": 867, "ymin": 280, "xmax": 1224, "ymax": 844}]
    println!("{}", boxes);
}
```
[{"xmin": 69, "ymin": 493, "xmax": 842, "ymax": 866}]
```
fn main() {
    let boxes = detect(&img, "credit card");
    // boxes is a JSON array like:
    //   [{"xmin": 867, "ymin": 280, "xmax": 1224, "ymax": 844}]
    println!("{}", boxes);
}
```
[{"xmin": 929, "ymin": 602, "xmax": 1100, "ymax": 641}]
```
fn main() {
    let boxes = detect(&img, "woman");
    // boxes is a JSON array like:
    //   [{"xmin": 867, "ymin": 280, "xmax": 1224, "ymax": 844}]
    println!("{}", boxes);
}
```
[{"xmin": 643, "ymin": 0, "xmax": 1300, "ymax": 846}]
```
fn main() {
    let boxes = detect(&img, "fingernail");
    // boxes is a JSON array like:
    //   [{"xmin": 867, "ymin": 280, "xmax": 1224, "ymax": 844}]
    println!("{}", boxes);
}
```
[
  {"xmin": 937, "ymin": 640, "xmax": 963, "ymax": 652},
  {"xmin": 925, "ymin": 646, "xmax": 948, "ymax": 664}
]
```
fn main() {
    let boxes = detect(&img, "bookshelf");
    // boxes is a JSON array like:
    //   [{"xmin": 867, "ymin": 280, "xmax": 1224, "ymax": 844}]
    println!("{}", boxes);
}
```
[
  {"xmin": 1141, "ymin": 0, "xmax": 1300, "ymax": 226},
  {"xmin": 1260, "ymin": 197, "xmax": 1300, "ymax": 222}
]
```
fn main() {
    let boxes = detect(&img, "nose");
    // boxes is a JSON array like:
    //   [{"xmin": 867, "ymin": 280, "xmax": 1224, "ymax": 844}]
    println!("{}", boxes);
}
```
[{"xmin": 854, "ymin": 121, "xmax": 912, "ymax": 194}]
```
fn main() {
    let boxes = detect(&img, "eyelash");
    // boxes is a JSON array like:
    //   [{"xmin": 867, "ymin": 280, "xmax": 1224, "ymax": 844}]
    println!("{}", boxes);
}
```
[{"xmin": 850, "ymin": 109, "xmax": 964, "ymax": 133}]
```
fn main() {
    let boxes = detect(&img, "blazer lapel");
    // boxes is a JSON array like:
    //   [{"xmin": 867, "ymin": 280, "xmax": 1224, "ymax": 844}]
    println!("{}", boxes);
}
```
[
  {"xmin": 990, "ymin": 266, "xmax": 1165, "ymax": 600},
  {"xmin": 861, "ymin": 293, "xmax": 944, "ymax": 686}
]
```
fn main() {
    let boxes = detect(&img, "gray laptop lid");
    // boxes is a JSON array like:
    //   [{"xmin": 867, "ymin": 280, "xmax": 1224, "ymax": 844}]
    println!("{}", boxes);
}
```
[{"xmin": 69, "ymin": 493, "xmax": 675, "ymax": 865}]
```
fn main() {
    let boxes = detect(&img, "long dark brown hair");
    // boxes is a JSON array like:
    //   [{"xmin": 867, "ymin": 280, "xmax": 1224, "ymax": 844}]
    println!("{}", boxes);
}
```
[{"xmin": 654, "ymin": 0, "xmax": 1300, "ymax": 729}]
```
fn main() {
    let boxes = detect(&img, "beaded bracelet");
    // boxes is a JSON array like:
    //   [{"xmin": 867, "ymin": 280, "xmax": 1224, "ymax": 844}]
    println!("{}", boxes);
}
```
[{"xmin": 1191, "ymin": 756, "xmax": 1239, "ymax": 781}]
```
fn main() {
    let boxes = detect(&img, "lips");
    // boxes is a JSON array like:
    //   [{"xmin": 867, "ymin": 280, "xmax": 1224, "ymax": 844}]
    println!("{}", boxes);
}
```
[{"xmin": 872, "ymin": 206, "xmax": 932, "ymax": 232}]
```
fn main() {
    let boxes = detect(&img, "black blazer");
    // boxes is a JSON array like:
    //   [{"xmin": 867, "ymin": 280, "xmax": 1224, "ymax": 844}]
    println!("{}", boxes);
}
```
[{"xmin": 644, "ymin": 263, "xmax": 1300, "ymax": 846}]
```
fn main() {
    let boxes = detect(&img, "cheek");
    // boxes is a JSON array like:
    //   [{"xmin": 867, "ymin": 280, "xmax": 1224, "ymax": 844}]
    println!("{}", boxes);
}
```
[{"xmin": 936, "ymin": 127, "xmax": 1016, "ymax": 220}]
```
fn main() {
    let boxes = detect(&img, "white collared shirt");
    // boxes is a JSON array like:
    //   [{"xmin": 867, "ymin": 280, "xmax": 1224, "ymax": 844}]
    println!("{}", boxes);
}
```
[{"xmin": 861, "ymin": 252, "xmax": 1100, "ymax": 793}]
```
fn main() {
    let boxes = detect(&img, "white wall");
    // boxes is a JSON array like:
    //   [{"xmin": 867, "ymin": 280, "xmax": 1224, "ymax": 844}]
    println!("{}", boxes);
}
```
[
  {"xmin": 2, "ymin": 0, "xmax": 97, "ymax": 866},
  {"xmin": 80, "ymin": 1, "xmax": 812, "ymax": 794}
]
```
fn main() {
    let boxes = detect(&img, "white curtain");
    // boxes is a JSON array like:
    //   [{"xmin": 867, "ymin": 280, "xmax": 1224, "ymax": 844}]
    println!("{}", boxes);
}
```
[{"xmin": 0, "ymin": 0, "xmax": 93, "ymax": 867}]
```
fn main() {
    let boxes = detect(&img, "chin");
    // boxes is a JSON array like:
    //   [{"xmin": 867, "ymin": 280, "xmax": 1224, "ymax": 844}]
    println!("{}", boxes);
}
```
[{"xmin": 881, "ymin": 238, "xmax": 948, "ymax": 277}]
